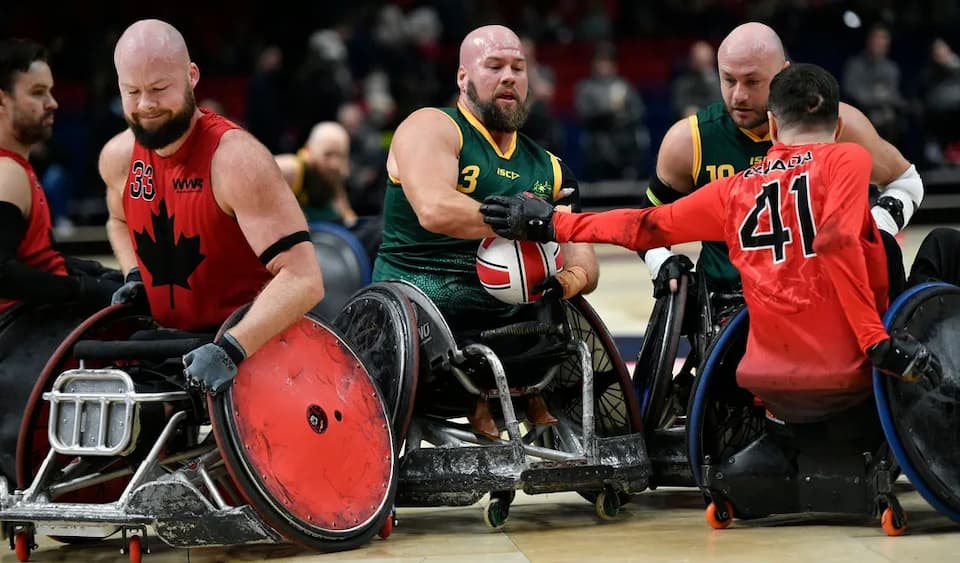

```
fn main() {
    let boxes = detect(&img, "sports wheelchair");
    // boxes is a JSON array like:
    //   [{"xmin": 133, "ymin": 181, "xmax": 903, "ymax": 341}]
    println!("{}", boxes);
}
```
[
  {"xmin": 631, "ymin": 271, "xmax": 744, "ymax": 488},
  {"xmin": 685, "ymin": 281, "xmax": 960, "ymax": 535},
  {"xmin": 0, "ymin": 304, "xmax": 397, "ymax": 562},
  {"xmin": 333, "ymin": 281, "xmax": 651, "ymax": 528}
]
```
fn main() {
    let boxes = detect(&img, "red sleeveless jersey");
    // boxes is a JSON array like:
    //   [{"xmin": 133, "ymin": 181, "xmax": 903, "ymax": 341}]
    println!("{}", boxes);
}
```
[
  {"xmin": 123, "ymin": 111, "xmax": 271, "ymax": 331},
  {"xmin": 0, "ymin": 149, "xmax": 67, "ymax": 314}
]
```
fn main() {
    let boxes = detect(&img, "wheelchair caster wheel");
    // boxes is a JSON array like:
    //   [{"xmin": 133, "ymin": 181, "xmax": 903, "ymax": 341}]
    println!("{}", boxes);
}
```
[
  {"xmin": 126, "ymin": 535, "xmax": 142, "ymax": 563},
  {"xmin": 484, "ymin": 497, "xmax": 511, "ymax": 529},
  {"xmin": 595, "ymin": 487, "xmax": 622, "ymax": 520},
  {"xmin": 13, "ymin": 529, "xmax": 32, "ymax": 562},
  {"xmin": 881, "ymin": 506, "xmax": 907, "ymax": 536},
  {"xmin": 705, "ymin": 500, "xmax": 734, "ymax": 530},
  {"xmin": 378, "ymin": 511, "xmax": 395, "ymax": 539}
]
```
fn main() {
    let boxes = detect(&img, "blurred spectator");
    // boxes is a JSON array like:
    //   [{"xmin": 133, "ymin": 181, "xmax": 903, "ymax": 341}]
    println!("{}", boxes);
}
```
[
  {"xmin": 246, "ymin": 45, "xmax": 287, "ymax": 153},
  {"xmin": 842, "ymin": 25, "xmax": 905, "ymax": 143},
  {"xmin": 671, "ymin": 40, "xmax": 721, "ymax": 118},
  {"xmin": 520, "ymin": 36, "xmax": 564, "ymax": 155},
  {"xmin": 337, "ymin": 102, "xmax": 387, "ymax": 216},
  {"xmin": 574, "ymin": 42, "xmax": 650, "ymax": 180},
  {"xmin": 291, "ymin": 29, "xmax": 353, "ymax": 147},
  {"xmin": 920, "ymin": 38, "xmax": 960, "ymax": 165},
  {"xmin": 275, "ymin": 121, "xmax": 381, "ymax": 262}
]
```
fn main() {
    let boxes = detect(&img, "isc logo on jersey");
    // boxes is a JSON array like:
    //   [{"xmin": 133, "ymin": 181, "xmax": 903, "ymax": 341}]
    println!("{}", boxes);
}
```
[{"xmin": 476, "ymin": 236, "xmax": 563, "ymax": 304}]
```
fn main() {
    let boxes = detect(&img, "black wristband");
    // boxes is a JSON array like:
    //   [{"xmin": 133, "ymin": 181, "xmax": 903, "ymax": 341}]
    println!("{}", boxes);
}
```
[
  {"xmin": 125, "ymin": 267, "xmax": 143, "ymax": 283},
  {"xmin": 215, "ymin": 332, "xmax": 247, "ymax": 365}
]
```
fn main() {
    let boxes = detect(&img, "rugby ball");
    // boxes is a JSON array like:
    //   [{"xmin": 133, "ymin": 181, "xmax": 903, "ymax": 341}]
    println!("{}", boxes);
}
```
[{"xmin": 476, "ymin": 236, "xmax": 564, "ymax": 304}]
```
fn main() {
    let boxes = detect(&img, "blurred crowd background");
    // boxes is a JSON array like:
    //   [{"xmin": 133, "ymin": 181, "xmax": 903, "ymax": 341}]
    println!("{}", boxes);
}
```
[{"xmin": 4, "ymin": 0, "xmax": 960, "ymax": 231}]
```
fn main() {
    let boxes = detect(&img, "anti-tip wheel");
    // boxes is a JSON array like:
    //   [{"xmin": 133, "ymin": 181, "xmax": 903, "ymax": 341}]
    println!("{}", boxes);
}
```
[
  {"xmin": 483, "ymin": 497, "xmax": 511, "ymax": 529},
  {"xmin": 595, "ymin": 487, "xmax": 622, "ymax": 520}
]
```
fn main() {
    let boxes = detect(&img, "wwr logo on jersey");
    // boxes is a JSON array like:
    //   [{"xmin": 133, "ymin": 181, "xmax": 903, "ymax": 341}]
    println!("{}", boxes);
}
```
[
  {"xmin": 173, "ymin": 177, "xmax": 204, "ymax": 192},
  {"xmin": 129, "ymin": 160, "xmax": 155, "ymax": 201}
]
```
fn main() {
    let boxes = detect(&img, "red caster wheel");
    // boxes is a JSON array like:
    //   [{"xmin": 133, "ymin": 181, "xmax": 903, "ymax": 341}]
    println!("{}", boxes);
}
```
[
  {"xmin": 378, "ymin": 512, "xmax": 395, "ymax": 539},
  {"xmin": 13, "ymin": 529, "xmax": 32, "ymax": 562},
  {"xmin": 881, "ymin": 507, "xmax": 907, "ymax": 537},
  {"xmin": 705, "ymin": 500, "xmax": 734, "ymax": 530}
]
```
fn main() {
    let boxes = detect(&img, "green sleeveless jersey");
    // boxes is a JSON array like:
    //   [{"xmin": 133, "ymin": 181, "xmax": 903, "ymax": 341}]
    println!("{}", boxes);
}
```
[
  {"xmin": 690, "ymin": 101, "xmax": 771, "ymax": 287},
  {"xmin": 374, "ymin": 104, "xmax": 564, "ymax": 322}
]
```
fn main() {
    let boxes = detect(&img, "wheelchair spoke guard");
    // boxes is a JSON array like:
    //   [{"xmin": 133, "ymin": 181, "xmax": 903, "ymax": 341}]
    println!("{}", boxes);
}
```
[{"xmin": 209, "ymin": 313, "xmax": 397, "ymax": 551}]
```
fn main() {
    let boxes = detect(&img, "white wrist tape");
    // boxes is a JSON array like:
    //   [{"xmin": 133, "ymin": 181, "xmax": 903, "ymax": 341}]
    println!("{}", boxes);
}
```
[
  {"xmin": 875, "ymin": 164, "xmax": 923, "ymax": 233},
  {"xmin": 644, "ymin": 247, "xmax": 675, "ymax": 279}
]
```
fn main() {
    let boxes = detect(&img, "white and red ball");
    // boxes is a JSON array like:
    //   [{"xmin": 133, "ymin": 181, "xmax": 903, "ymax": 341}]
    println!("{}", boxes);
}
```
[{"xmin": 476, "ymin": 236, "xmax": 564, "ymax": 305}]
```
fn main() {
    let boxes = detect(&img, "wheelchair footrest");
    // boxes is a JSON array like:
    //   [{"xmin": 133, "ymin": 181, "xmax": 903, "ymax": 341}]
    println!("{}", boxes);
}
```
[
  {"xmin": 522, "ymin": 433, "xmax": 651, "ymax": 495},
  {"xmin": 397, "ymin": 444, "xmax": 521, "ymax": 496},
  {"xmin": 648, "ymin": 427, "xmax": 695, "ymax": 488},
  {"xmin": 0, "ymin": 475, "xmax": 282, "ymax": 548},
  {"xmin": 153, "ymin": 505, "xmax": 283, "ymax": 548}
]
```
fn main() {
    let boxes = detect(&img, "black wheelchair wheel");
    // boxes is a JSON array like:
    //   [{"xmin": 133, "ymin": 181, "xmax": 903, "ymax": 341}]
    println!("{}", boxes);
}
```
[
  {"xmin": 544, "ymin": 296, "xmax": 642, "ymax": 504},
  {"xmin": 875, "ymin": 282, "xmax": 960, "ymax": 522},
  {"xmin": 633, "ymin": 275, "xmax": 688, "ymax": 431},
  {"xmin": 334, "ymin": 283, "xmax": 419, "ymax": 447},
  {"xmin": 685, "ymin": 307, "xmax": 765, "ymax": 490}
]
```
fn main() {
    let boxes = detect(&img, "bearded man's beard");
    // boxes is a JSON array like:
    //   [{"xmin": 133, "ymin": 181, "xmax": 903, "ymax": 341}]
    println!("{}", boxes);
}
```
[
  {"xmin": 467, "ymin": 80, "xmax": 530, "ymax": 132},
  {"xmin": 128, "ymin": 87, "xmax": 197, "ymax": 149}
]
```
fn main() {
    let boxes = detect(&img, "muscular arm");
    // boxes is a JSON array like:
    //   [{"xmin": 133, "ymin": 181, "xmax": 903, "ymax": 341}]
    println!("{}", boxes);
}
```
[
  {"xmin": 837, "ymin": 102, "xmax": 910, "ymax": 185},
  {"xmin": 213, "ymin": 130, "xmax": 324, "ymax": 356},
  {"xmin": 0, "ymin": 159, "xmax": 83, "ymax": 303},
  {"xmin": 99, "ymin": 130, "xmax": 139, "ymax": 275},
  {"xmin": 838, "ymin": 103, "xmax": 921, "ymax": 234},
  {"xmin": 653, "ymin": 117, "xmax": 698, "ymax": 196},
  {"xmin": 552, "ymin": 177, "xmax": 728, "ymax": 250},
  {"xmin": 388, "ymin": 108, "xmax": 496, "ymax": 239},
  {"xmin": 812, "ymin": 145, "xmax": 889, "ymax": 353}
]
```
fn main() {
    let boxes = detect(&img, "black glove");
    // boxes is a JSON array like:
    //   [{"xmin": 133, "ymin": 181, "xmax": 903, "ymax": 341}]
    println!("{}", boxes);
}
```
[
  {"xmin": 183, "ymin": 332, "xmax": 247, "ymax": 395},
  {"xmin": 532, "ymin": 275, "xmax": 563, "ymax": 301},
  {"xmin": 652, "ymin": 255, "xmax": 694, "ymax": 299},
  {"xmin": 76, "ymin": 273, "xmax": 123, "ymax": 308},
  {"xmin": 111, "ymin": 267, "xmax": 146, "ymax": 307},
  {"xmin": 868, "ymin": 334, "xmax": 943, "ymax": 389},
  {"xmin": 64, "ymin": 256, "xmax": 112, "ymax": 278},
  {"xmin": 480, "ymin": 194, "xmax": 556, "ymax": 243}
]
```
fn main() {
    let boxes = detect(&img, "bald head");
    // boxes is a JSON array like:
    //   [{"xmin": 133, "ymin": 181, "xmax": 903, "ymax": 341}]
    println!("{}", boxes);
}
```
[
  {"xmin": 459, "ymin": 25, "xmax": 523, "ymax": 69},
  {"xmin": 716, "ymin": 22, "xmax": 789, "ymax": 131},
  {"xmin": 456, "ymin": 25, "xmax": 529, "ymax": 132},
  {"xmin": 114, "ymin": 19, "xmax": 191, "ymax": 69},
  {"xmin": 718, "ymin": 22, "xmax": 785, "ymax": 68},
  {"xmin": 114, "ymin": 19, "xmax": 200, "ymax": 152},
  {"xmin": 305, "ymin": 122, "xmax": 350, "ymax": 178},
  {"xmin": 307, "ymin": 122, "xmax": 349, "ymax": 154}
]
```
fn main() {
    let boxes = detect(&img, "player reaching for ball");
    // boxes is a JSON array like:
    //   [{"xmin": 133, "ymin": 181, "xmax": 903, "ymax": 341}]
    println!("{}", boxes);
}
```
[
  {"xmin": 373, "ymin": 24, "xmax": 599, "ymax": 437},
  {"xmin": 481, "ymin": 63, "xmax": 943, "ymax": 425}
]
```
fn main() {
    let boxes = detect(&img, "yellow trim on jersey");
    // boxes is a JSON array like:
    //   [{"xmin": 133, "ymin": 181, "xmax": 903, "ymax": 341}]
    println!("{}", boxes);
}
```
[
  {"xmin": 427, "ymin": 108, "xmax": 464, "ymax": 153},
  {"xmin": 457, "ymin": 102, "xmax": 517, "ymax": 160},
  {"xmin": 688, "ymin": 115, "xmax": 702, "ymax": 181},
  {"xmin": 387, "ymin": 172, "xmax": 401, "ymax": 184},
  {"xmin": 645, "ymin": 187, "xmax": 663, "ymax": 206},
  {"xmin": 292, "ymin": 149, "xmax": 308, "ymax": 196},
  {"xmin": 548, "ymin": 151, "xmax": 563, "ymax": 200},
  {"xmin": 738, "ymin": 127, "xmax": 771, "ymax": 143}
]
